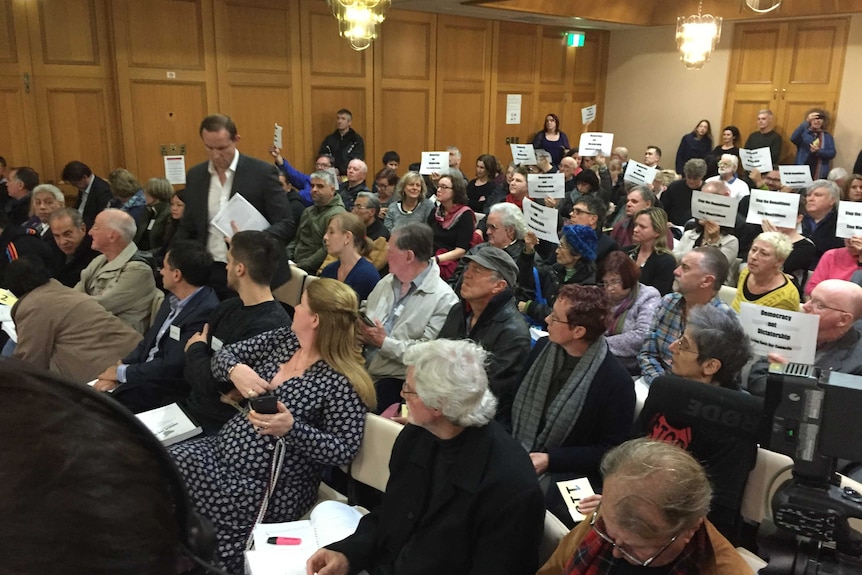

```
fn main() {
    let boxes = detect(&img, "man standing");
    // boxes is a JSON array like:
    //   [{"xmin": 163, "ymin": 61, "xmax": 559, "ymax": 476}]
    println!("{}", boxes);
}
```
[
  {"xmin": 743, "ymin": 108, "xmax": 782, "ymax": 166},
  {"xmin": 61, "ymin": 161, "xmax": 115, "ymax": 229},
  {"xmin": 319, "ymin": 108, "xmax": 365, "ymax": 176},
  {"xmin": 438, "ymin": 247, "xmax": 530, "ymax": 429},
  {"xmin": 48, "ymin": 208, "xmax": 99, "ymax": 287},
  {"xmin": 644, "ymin": 145, "xmax": 662, "ymax": 169},
  {"xmin": 339, "ymin": 158, "xmax": 371, "ymax": 211},
  {"xmin": 5, "ymin": 166, "xmax": 39, "ymax": 226},
  {"xmin": 286, "ymin": 169, "xmax": 345, "ymax": 273}
]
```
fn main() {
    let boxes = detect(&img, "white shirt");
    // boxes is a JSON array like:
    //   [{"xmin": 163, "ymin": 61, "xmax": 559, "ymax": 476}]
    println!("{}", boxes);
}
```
[
  {"xmin": 206, "ymin": 149, "xmax": 240, "ymax": 263},
  {"xmin": 77, "ymin": 175, "xmax": 95, "ymax": 216},
  {"xmin": 706, "ymin": 174, "xmax": 750, "ymax": 199}
]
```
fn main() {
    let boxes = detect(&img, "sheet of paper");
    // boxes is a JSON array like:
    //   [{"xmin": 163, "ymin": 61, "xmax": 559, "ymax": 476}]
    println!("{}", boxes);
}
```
[
  {"xmin": 164, "ymin": 155, "xmax": 186, "ymax": 185},
  {"xmin": 527, "ymin": 173, "xmax": 565, "ymax": 199},
  {"xmin": 623, "ymin": 160, "xmax": 657, "ymax": 186},
  {"xmin": 506, "ymin": 94, "xmax": 522, "ymax": 124},
  {"xmin": 690, "ymin": 191, "xmax": 739, "ymax": 228},
  {"xmin": 419, "ymin": 151, "xmax": 448, "ymax": 175},
  {"xmin": 745, "ymin": 189, "xmax": 800, "ymax": 229},
  {"xmin": 273, "ymin": 123, "xmax": 283, "ymax": 149},
  {"xmin": 511, "ymin": 144, "xmax": 537, "ymax": 166},
  {"xmin": 578, "ymin": 132, "xmax": 614, "ymax": 157},
  {"xmin": 581, "ymin": 104, "xmax": 596, "ymax": 125},
  {"xmin": 779, "ymin": 165, "xmax": 813, "ymax": 188},
  {"xmin": 836, "ymin": 201, "xmax": 862, "ymax": 239},
  {"xmin": 135, "ymin": 403, "xmax": 202, "ymax": 446},
  {"xmin": 739, "ymin": 147, "xmax": 773, "ymax": 172},
  {"xmin": 556, "ymin": 477, "xmax": 596, "ymax": 523},
  {"xmin": 739, "ymin": 303, "xmax": 819, "ymax": 364},
  {"xmin": 211, "ymin": 193, "xmax": 271, "ymax": 238},
  {"xmin": 523, "ymin": 197, "xmax": 560, "ymax": 244}
]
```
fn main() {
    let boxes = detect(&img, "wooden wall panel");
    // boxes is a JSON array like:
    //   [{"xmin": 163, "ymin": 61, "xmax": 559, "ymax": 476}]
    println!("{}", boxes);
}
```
[
  {"xmin": 381, "ymin": 18, "xmax": 432, "ymax": 81},
  {"xmin": 223, "ymin": 2, "xmax": 292, "ymax": 74},
  {"xmin": 0, "ymin": 80, "xmax": 33, "ymax": 166},
  {"xmin": 437, "ymin": 90, "xmax": 487, "ymax": 166},
  {"xmin": 497, "ymin": 22, "xmax": 537, "ymax": 85},
  {"xmin": 126, "ymin": 0, "xmax": 206, "ymax": 70},
  {"xmin": 226, "ymin": 84, "xmax": 294, "ymax": 160},
  {"xmin": 785, "ymin": 20, "xmax": 847, "ymax": 88},
  {"xmin": 728, "ymin": 25, "xmax": 784, "ymax": 89},
  {"xmin": 540, "ymin": 31, "xmax": 567, "ymax": 86},
  {"xmin": 379, "ymin": 89, "xmax": 431, "ymax": 166},
  {"xmin": 307, "ymin": 7, "xmax": 367, "ymax": 78},
  {"xmin": 0, "ymin": 0, "xmax": 18, "ymax": 64},
  {"xmin": 309, "ymin": 87, "xmax": 367, "ymax": 160},
  {"xmin": 572, "ymin": 32, "xmax": 604, "ymax": 89},
  {"xmin": 438, "ymin": 19, "xmax": 492, "ymax": 83},
  {"xmin": 37, "ymin": 0, "xmax": 99, "ymax": 66}
]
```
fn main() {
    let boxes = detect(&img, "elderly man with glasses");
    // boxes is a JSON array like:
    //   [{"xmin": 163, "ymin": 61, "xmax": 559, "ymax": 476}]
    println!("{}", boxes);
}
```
[{"xmin": 538, "ymin": 438, "xmax": 754, "ymax": 575}]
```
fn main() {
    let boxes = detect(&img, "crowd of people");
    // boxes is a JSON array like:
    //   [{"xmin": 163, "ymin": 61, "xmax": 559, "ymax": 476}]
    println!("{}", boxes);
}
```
[{"xmin": 3, "ymin": 104, "xmax": 862, "ymax": 575}]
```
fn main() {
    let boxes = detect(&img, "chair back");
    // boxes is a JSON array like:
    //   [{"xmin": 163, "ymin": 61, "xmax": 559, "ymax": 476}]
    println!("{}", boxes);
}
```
[{"xmin": 348, "ymin": 414, "xmax": 404, "ymax": 494}]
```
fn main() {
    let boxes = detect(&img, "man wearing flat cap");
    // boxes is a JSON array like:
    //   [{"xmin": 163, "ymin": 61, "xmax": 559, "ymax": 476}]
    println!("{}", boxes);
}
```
[{"xmin": 438, "ymin": 246, "xmax": 531, "ymax": 430}]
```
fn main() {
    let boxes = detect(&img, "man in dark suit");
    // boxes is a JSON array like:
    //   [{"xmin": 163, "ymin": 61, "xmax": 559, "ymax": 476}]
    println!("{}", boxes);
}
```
[
  {"xmin": 92, "ymin": 240, "xmax": 219, "ymax": 413},
  {"xmin": 176, "ymin": 114, "xmax": 294, "ymax": 297},
  {"xmin": 61, "ymin": 161, "xmax": 115, "ymax": 230}
]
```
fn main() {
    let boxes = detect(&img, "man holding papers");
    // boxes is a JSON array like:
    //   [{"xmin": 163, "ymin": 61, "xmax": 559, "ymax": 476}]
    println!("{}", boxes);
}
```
[{"xmin": 802, "ymin": 179, "xmax": 844, "ymax": 264}]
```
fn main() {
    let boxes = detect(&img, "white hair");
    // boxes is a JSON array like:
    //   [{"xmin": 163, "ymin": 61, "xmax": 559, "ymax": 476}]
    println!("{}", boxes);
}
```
[
  {"xmin": 32, "ymin": 184, "xmax": 65, "ymax": 204},
  {"xmin": 489, "ymin": 202, "xmax": 527, "ymax": 240}
]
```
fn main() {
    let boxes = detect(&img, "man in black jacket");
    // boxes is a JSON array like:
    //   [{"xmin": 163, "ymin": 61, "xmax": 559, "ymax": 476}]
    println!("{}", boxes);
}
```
[
  {"xmin": 0, "ymin": 210, "xmax": 53, "ymax": 286},
  {"xmin": 61, "ymin": 161, "xmax": 115, "ymax": 230},
  {"xmin": 48, "ymin": 208, "xmax": 99, "ymax": 287},
  {"xmin": 318, "ymin": 108, "xmax": 365, "ymax": 176},
  {"xmin": 438, "ymin": 246, "xmax": 530, "ymax": 429}
]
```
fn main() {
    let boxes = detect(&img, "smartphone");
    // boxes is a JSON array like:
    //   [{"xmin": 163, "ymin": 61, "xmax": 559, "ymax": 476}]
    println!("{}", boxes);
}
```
[
  {"xmin": 249, "ymin": 394, "xmax": 278, "ymax": 414},
  {"xmin": 359, "ymin": 312, "xmax": 376, "ymax": 327}
]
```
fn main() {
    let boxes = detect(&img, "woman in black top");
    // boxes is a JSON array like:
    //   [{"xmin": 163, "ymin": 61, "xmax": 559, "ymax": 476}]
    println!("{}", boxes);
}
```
[
  {"xmin": 625, "ymin": 207, "xmax": 676, "ymax": 295},
  {"xmin": 467, "ymin": 154, "xmax": 500, "ymax": 213}
]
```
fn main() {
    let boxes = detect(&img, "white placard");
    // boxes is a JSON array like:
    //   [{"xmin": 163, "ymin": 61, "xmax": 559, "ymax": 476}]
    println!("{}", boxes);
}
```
[
  {"xmin": 581, "ymin": 104, "xmax": 597, "ymax": 125},
  {"xmin": 527, "ymin": 173, "xmax": 566, "ymax": 199},
  {"xmin": 511, "ymin": 144, "xmax": 537, "ymax": 166},
  {"xmin": 690, "ymin": 191, "xmax": 739, "ymax": 228},
  {"xmin": 273, "ymin": 123, "xmax": 283, "ymax": 149},
  {"xmin": 164, "ymin": 155, "xmax": 186, "ymax": 185},
  {"xmin": 557, "ymin": 477, "xmax": 596, "ymax": 524},
  {"xmin": 623, "ymin": 160, "xmax": 657, "ymax": 186},
  {"xmin": 523, "ymin": 197, "xmax": 560, "ymax": 244},
  {"xmin": 745, "ymin": 189, "xmax": 800, "ymax": 229},
  {"xmin": 419, "ymin": 151, "xmax": 448, "ymax": 176},
  {"xmin": 779, "ymin": 165, "xmax": 813, "ymax": 188},
  {"xmin": 578, "ymin": 132, "xmax": 614, "ymax": 157},
  {"xmin": 211, "ymin": 193, "xmax": 270, "ymax": 238},
  {"xmin": 739, "ymin": 302, "xmax": 819, "ymax": 365},
  {"xmin": 506, "ymin": 94, "xmax": 522, "ymax": 124},
  {"xmin": 739, "ymin": 147, "xmax": 773, "ymax": 172},
  {"xmin": 836, "ymin": 201, "xmax": 862, "ymax": 239}
]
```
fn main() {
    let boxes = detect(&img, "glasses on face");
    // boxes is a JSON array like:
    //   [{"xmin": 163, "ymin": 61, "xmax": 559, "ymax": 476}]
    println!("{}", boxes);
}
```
[
  {"xmin": 315, "ymin": 162, "xmax": 331, "ymax": 169},
  {"xmin": 674, "ymin": 336, "xmax": 698, "ymax": 354},
  {"xmin": 401, "ymin": 382, "xmax": 419, "ymax": 396},
  {"xmin": 547, "ymin": 313, "xmax": 572, "ymax": 326},
  {"xmin": 352, "ymin": 204, "xmax": 369, "ymax": 211},
  {"xmin": 437, "ymin": 184, "xmax": 453, "ymax": 191},
  {"xmin": 590, "ymin": 508, "xmax": 679, "ymax": 567},
  {"xmin": 571, "ymin": 207, "xmax": 594, "ymax": 217},
  {"xmin": 602, "ymin": 278, "xmax": 623, "ymax": 288},
  {"xmin": 808, "ymin": 297, "xmax": 849, "ymax": 314}
]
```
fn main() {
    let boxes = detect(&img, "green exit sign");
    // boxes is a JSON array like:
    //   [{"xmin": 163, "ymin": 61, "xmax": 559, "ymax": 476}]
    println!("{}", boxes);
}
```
[{"xmin": 566, "ymin": 31, "xmax": 585, "ymax": 47}]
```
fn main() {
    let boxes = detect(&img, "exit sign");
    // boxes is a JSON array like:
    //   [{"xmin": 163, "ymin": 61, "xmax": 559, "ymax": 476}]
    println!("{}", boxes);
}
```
[{"xmin": 566, "ymin": 31, "xmax": 585, "ymax": 47}]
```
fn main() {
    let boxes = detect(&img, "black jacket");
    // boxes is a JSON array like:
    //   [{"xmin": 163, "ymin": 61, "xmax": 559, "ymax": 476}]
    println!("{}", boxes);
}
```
[
  {"xmin": 319, "ymin": 128, "xmax": 365, "ymax": 175},
  {"xmin": 52, "ymin": 234, "xmax": 99, "ymax": 288},
  {"xmin": 75, "ymin": 176, "xmax": 114, "ymax": 229},
  {"xmin": 0, "ymin": 226, "xmax": 54, "ymax": 287},
  {"xmin": 518, "ymin": 250, "xmax": 597, "ymax": 325}
]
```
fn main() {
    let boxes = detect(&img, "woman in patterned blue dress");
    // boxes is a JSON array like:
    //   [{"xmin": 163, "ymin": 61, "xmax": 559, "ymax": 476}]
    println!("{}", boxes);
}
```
[{"xmin": 169, "ymin": 279, "xmax": 376, "ymax": 573}]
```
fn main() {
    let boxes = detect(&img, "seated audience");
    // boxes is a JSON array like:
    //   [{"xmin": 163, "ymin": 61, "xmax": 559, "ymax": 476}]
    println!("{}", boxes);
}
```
[
  {"xmin": 351, "ymin": 191, "xmax": 388, "ymax": 270},
  {"xmin": 75, "ymin": 209, "xmax": 157, "ymax": 333},
  {"xmin": 135, "ymin": 177, "xmax": 173, "ymax": 252},
  {"xmin": 182, "ymin": 231, "xmax": 290, "ymax": 434},
  {"xmin": 747, "ymin": 279, "xmax": 862, "ymax": 396},
  {"xmin": 61, "ymin": 160, "xmax": 114, "ymax": 229},
  {"xmin": 807, "ymin": 237, "xmax": 862, "ymax": 295},
  {"xmin": 286, "ymin": 169, "xmax": 345, "ymax": 274},
  {"xmin": 673, "ymin": 180, "xmax": 739, "ymax": 272},
  {"xmin": 321, "ymin": 212, "xmax": 380, "ymax": 300},
  {"xmin": 372, "ymin": 166, "xmax": 398, "ymax": 214},
  {"xmin": 159, "ymin": 189, "xmax": 186, "ymax": 257},
  {"xmin": 610, "ymin": 185, "xmax": 672, "ymax": 248},
  {"xmin": 427, "ymin": 173, "xmax": 475, "ymax": 280},
  {"xmin": 270, "ymin": 145, "xmax": 335, "ymax": 206},
  {"xmin": 600, "ymin": 251, "xmax": 661, "ymax": 374},
  {"xmin": 538, "ymin": 438, "xmax": 754, "ymax": 575},
  {"xmin": 0, "ymin": 210, "xmax": 53, "ymax": 286},
  {"xmin": 625, "ymin": 207, "xmax": 677, "ymax": 296},
  {"xmin": 171, "ymin": 278, "xmax": 375, "ymax": 574},
  {"xmin": 93, "ymin": 241, "xmax": 218, "ymax": 413},
  {"xmin": 360, "ymin": 223, "xmax": 459, "ymax": 410},
  {"xmin": 661, "ymin": 158, "xmax": 707, "ymax": 226},
  {"xmin": 512, "ymin": 284, "xmax": 635, "ymax": 527},
  {"xmin": 383, "ymin": 171, "xmax": 435, "ymax": 231},
  {"xmin": 802, "ymin": 179, "xmax": 844, "ymax": 264},
  {"xmin": 8, "ymin": 258, "xmax": 142, "ymax": 383},
  {"xmin": 278, "ymin": 171, "xmax": 307, "ymax": 230},
  {"xmin": 568, "ymin": 194, "xmax": 618, "ymax": 265},
  {"xmin": 705, "ymin": 154, "xmax": 749, "ymax": 198},
  {"xmin": 339, "ymin": 158, "xmax": 371, "ymax": 211},
  {"xmin": 467, "ymin": 154, "xmax": 500, "ymax": 213},
  {"xmin": 308, "ymin": 339, "xmax": 544, "ymax": 575},
  {"xmin": 761, "ymin": 208, "xmax": 816, "ymax": 295},
  {"xmin": 4, "ymin": 166, "xmax": 38, "ymax": 226},
  {"xmin": 501, "ymin": 165, "xmax": 529, "ymax": 209},
  {"xmin": 732, "ymin": 231, "xmax": 799, "ymax": 313},
  {"xmin": 843, "ymin": 173, "xmax": 862, "ymax": 202},
  {"xmin": 48, "ymin": 208, "xmax": 99, "ymax": 287},
  {"xmin": 639, "ymin": 247, "xmax": 732, "ymax": 384},
  {"xmin": 109, "ymin": 168, "xmax": 145, "ymax": 226},
  {"xmin": 25, "ymin": 183, "xmax": 65, "ymax": 240},
  {"xmin": 518, "ymin": 225, "xmax": 598, "ymax": 327},
  {"xmin": 438, "ymin": 247, "xmax": 530, "ymax": 429}
]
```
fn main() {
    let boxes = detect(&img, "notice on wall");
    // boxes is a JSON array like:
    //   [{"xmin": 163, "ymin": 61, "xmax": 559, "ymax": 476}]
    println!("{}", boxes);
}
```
[
  {"xmin": 836, "ymin": 201, "xmax": 862, "ymax": 239},
  {"xmin": 690, "ymin": 191, "xmax": 739, "ymax": 228},
  {"xmin": 745, "ymin": 189, "xmax": 800, "ymax": 229},
  {"xmin": 164, "ymin": 155, "xmax": 186, "ymax": 185},
  {"xmin": 739, "ymin": 147, "xmax": 773, "ymax": 172},
  {"xmin": 779, "ymin": 165, "xmax": 813, "ymax": 188},
  {"xmin": 511, "ymin": 143, "xmax": 538, "ymax": 166},
  {"xmin": 419, "ymin": 151, "xmax": 448, "ymax": 175},
  {"xmin": 623, "ymin": 160, "xmax": 657, "ymax": 186},
  {"xmin": 578, "ymin": 132, "xmax": 614, "ymax": 157},
  {"xmin": 527, "ymin": 173, "xmax": 566, "ymax": 199},
  {"xmin": 523, "ymin": 197, "xmax": 560, "ymax": 244},
  {"xmin": 273, "ymin": 123, "xmax": 283, "ymax": 149},
  {"xmin": 739, "ymin": 302, "xmax": 819, "ymax": 365},
  {"xmin": 581, "ymin": 104, "xmax": 597, "ymax": 125},
  {"xmin": 506, "ymin": 94, "xmax": 522, "ymax": 124}
]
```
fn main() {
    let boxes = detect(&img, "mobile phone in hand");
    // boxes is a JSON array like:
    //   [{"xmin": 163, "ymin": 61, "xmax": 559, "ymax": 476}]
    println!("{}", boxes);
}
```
[
  {"xmin": 249, "ymin": 394, "xmax": 278, "ymax": 414},
  {"xmin": 359, "ymin": 312, "xmax": 376, "ymax": 327}
]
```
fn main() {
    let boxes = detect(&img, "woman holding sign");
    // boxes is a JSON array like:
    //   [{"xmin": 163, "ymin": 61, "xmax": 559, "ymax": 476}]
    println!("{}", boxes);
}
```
[
  {"xmin": 731, "ymin": 231, "xmax": 800, "ymax": 312},
  {"xmin": 532, "ymin": 113, "xmax": 570, "ymax": 167},
  {"xmin": 625, "ymin": 207, "xmax": 676, "ymax": 296}
]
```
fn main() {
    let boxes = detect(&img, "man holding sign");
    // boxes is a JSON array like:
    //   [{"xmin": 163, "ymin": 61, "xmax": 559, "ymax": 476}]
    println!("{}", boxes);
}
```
[{"xmin": 802, "ymin": 179, "xmax": 844, "ymax": 264}]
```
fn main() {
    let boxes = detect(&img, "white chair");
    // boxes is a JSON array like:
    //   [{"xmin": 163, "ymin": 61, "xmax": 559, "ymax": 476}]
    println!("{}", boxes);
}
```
[
  {"xmin": 346, "ymin": 413, "xmax": 404, "ymax": 496},
  {"xmin": 272, "ymin": 264, "xmax": 317, "ymax": 308},
  {"xmin": 718, "ymin": 284, "xmax": 737, "ymax": 306},
  {"xmin": 539, "ymin": 510, "xmax": 570, "ymax": 566}
]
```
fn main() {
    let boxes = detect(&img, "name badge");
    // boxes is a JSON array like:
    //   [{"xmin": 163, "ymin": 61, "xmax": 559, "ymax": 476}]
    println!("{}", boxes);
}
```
[
  {"xmin": 211, "ymin": 336, "xmax": 223, "ymax": 352},
  {"xmin": 147, "ymin": 219, "xmax": 155, "ymax": 230},
  {"xmin": 169, "ymin": 325, "xmax": 181, "ymax": 341}
]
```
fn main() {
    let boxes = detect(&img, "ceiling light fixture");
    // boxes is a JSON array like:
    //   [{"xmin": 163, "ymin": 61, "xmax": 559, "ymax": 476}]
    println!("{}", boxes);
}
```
[
  {"xmin": 743, "ymin": 0, "xmax": 782, "ymax": 14},
  {"xmin": 327, "ymin": 0, "xmax": 391, "ymax": 52},
  {"xmin": 676, "ymin": 0, "xmax": 722, "ymax": 70}
]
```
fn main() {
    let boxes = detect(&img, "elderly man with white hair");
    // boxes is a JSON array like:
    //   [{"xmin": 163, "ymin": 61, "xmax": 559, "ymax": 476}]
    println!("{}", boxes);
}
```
[
  {"xmin": 307, "ymin": 339, "xmax": 545, "ymax": 575},
  {"xmin": 25, "ymin": 183, "xmax": 65, "ymax": 239},
  {"xmin": 339, "ymin": 158, "xmax": 370, "ymax": 211},
  {"xmin": 705, "ymin": 153, "xmax": 749, "ymax": 199},
  {"xmin": 75, "ymin": 208, "xmax": 157, "ymax": 333}
]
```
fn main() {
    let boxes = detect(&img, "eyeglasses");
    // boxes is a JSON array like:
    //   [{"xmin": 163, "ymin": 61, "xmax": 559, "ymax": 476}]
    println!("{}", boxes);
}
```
[
  {"xmin": 352, "ymin": 204, "xmax": 369, "ymax": 211},
  {"xmin": 602, "ymin": 278, "xmax": 623, "ymax": 288},
  {"xmin": 486, "ymin": 223, "xmax": 500, "ymax": 232},
  {"xmin": 808, "ymin": 297, "xmax": 850, "ymax": 314},
  {"xmin": 315, "ymin": 162, "xmax": 331, "ymax": 169},
  {"xmin": 401, "ymin": 382, "xmax": 419, "ymax": 396},
  {"xmin": 674, "ymin": 336, "xmax": 698, "ymax": 354},
  {"xmin": 571, "ymin": 207, "xmax": 595, "ymax": 216},
  {"xmin": 590, "ymin": 508, "xmax": 679, "ymax": 567},
  {"xmin": 436, "ymin": 184, "xmax": 453, "ymax": 191},
  {"xmin": 547, "ymin": 313, "xmax": 572, "ymax": 326}
]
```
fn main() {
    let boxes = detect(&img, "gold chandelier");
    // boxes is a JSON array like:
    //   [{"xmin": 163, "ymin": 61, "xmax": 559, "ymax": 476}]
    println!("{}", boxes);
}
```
[
  {"xmin": 327, "ymin": 0, "xmax": 392, "ymax": 51},
  {"xmin": 676, "ymin": 0, "xmax": 722, "ymax": 70},
  {"xmin": 743, "ymin": 0, "xmax": 782, "ymax": 13}
]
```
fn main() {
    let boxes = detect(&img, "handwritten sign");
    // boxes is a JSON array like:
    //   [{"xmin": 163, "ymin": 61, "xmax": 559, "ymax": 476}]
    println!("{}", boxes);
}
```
[
  {"xmin": 746, "ymin": 189, "xmax": 800, "ymax": 229},
  {"xmin": 523, "ymin": 197, "xmax": 560, "ymax": 244},
  {"xmin": 623, "ymin": 160, "xmax": 657, "ymax": 186},
  {"xmin": 164, "ymin": 155, "xmax": 186, "ymax": 185},
  {"xmin": 779, "ymin": 165, "xmax": 813, "ymax": 188},
  {"xmin": 836, "ymin": 201, "xmax": 862, "ymax": 239},
  {"xmin": 578, "ymin": 132, "xmax": 614, "ymax": 157},
  {"xmin": 690, "ymin": 191, "xmax": 739, "ymax": 228},
  {"xmin": 527, "ymin": 173, "xmax": 565, "ymax": 199},
  {"xmin": 581, "ymin": 104, "xmax": 597, "ymax": 125},
  {"xmin": 739, "ymin": 303, "xmax": 819, "ymax": 364},
  {"xmin": 506, "ymin": 94, "xmax": 522, "ymax": 124},
  {"xmin": 419, "ymin": 151, "xmax": 448, "ymax": 175},
  {"xmin": 739, "ymin": 147, "xmax": 772, "ymax": 172},
  {"xmin": 511, "ymin": 144, "xmax": 537, "ymax": 166},
  {"xmin": 273, "ymin": 123, "xmax": 283, "ymax": 149},
  {"xmin": 557, "ymin": 477, "xmax": 596, "ymax": 524}
]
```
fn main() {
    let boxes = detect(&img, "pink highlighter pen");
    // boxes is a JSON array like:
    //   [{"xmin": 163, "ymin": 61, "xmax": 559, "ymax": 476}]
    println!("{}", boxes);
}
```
[{"xmin": 267, "ymin": 536, "xmax": 302, "ymax": 545}]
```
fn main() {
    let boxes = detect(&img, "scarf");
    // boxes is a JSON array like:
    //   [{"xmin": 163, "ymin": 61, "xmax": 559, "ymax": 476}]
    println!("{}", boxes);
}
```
[
  {"xmin": 122, "ymin": 190, "xmax": 146, "ymax": 212},
  {"xmin": 511, "ymin": 336, "xmax": 608, "ymax": 453},
  {"xmin": 607, "ymin": 283, "xmax": 639, "ymax": 335},
  {"xmin": 434, "ymin": 203, "xmax": 473, "ymax": 230}
]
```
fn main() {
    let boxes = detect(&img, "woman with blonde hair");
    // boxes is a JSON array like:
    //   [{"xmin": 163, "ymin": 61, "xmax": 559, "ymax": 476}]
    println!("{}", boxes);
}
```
[
  {"xmin": 384, "ymin": 171, "xmax": 435, "ymax": 231},
  {"xmin": 170, "ymin": 278, "xmax": 374, "ymax": 573},
  {"xmin": 732, "ymin": 231, "xmax": 799, "ymax": 312},
  {"xmin": 625, "ymin": 207, "xmax": 676, "ymax": 295},
  {"xmin": 321, "ymin": 212, "xmax": 380, "ymax": 300},
  {"xmin": 108, "ymin": 168, "xmax": 146, "ymax": 227},
  {"xmin": 136, "ymin": 177, "xmax": 173, "ymax": 251}
]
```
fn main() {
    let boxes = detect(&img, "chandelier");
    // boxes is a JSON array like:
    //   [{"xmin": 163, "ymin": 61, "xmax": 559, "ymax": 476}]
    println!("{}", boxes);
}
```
[
  {"xmin": 327, "ymin": 0, "xmax": 392, "ymax": 51},
  {"xmin": 676, "ymin": 1, "xmax": 722, "ymax": 70},
  {"xmin": 743, "ymin": 0, "xmax": 782, "ymax": 13}
]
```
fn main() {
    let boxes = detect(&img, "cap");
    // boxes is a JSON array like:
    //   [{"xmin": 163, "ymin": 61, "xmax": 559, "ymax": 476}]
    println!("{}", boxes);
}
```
[{"xmin": 463, "ymin": 246, "xmax": 518, "ymax": 288}]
